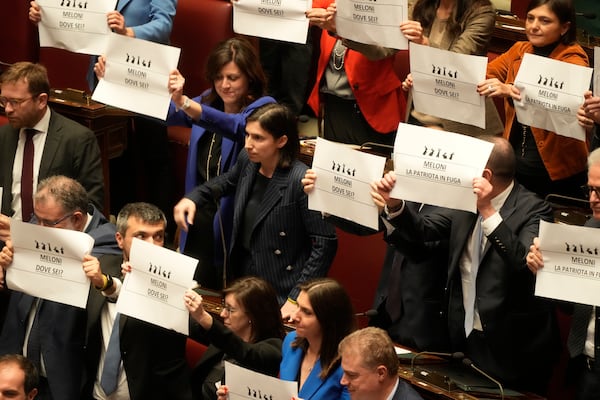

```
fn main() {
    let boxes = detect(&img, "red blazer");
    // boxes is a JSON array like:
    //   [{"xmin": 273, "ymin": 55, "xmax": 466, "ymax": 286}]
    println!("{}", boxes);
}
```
[
  {"xmin": 487, "ymin": 41, "xmax": 589, "ymax": 181},
  {"xmin": 307, "ymin": 31, "xmax": 405, "ymax": 134}
]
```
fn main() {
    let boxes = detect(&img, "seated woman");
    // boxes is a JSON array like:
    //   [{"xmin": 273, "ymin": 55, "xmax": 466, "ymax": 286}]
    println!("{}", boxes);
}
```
[
  {"xmin": 184, "ymin": 277, "xmax": 284, "ymax": 400},
  {"xmin": 217, "ymin": 278, "xmax": 356, "ymax": 400},
  {"xmin": 477, "ymin": 0, "xmax": 589, "ymax": 198},
  {"xmin": 175, "ymin": 103, "xmax": 338, "ymax": 318},
  {"xmin": 168, "ymin": 37, "xmax": 276, "ymax": 289}
]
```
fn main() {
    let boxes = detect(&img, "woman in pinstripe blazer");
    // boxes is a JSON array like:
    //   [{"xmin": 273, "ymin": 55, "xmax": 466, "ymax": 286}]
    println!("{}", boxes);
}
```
[{"xmin": 175, "ymin": 103, "xmax": 338, "ymax": 317}]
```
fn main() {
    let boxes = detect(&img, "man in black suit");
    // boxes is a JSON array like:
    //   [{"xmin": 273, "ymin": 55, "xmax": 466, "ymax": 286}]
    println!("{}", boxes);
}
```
[
  {"xmin": 338, "ymin": 327, "xmax": 423, "ymax": 400},
  {"xmin": 527, "ymin": 148, "xmax": 600, "ymax": 400},
  {"xmin": 372, "ymin": 136, "xmax": 560, "ymax": 394},
  {"xmin": 0, "ymin": 62, "xmax": 103, "ymax": 219},
  {"xmin": 82, "ymin": 202, "xmax": 191, "ymax": 400},
  {"xmin": 0, "ymin": 176, "xmax": 120, "ymax": 400}
]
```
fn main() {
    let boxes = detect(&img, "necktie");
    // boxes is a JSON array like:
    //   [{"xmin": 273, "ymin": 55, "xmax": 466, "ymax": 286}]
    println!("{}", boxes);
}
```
[
  {"xmin": 26, "ymin": 299, "xmax": 43, "ymax": 371},
  {"xmin": 21, "ymin": 129, "xmax": 37, "ymax": 221},
  {"xmin": 464, "ymin": 215, "xmax": 483, "ymax": 337},
  {"xmin": 101, "ymin": 313, "xmax": 122, "ymax": 395}
]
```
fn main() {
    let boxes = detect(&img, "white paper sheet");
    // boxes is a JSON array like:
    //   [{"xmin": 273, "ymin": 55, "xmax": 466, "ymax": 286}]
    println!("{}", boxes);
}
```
[
  {"xmin": 410, "ymin": 43, "xmax": 487, "ymax": 129},
  {"xmin": 391, "ymin": 123, "xmax": 494, "ymax": 213},
  {"xmin": 224, "ymin": 361, "xmax": 297, "ymax": 400},
  {"xmin": 514, "ymin": 53, "xmax": 592, "ymax": 141},
  {"xmin": 309, "ymin": 137, "xmax": 386, "ymax": 230},
  {"xmin": 92, "ymin": 33, "xmax": 180, "ymax": 120},
  {"xmin": 233, "ymin": 0, "xmax": 310, "ymax": 44},
  {"xmin": 37, "ymin": 0, "xmax": 116, "ymax": 55},
  {"xmin": 116, "ymin": 238, "xmax": 197, "ymax": 335},
  {"xmin": 7, "ymin": 221, "xmax": 94, "ymax": 308},
  {"xmin": 594, "ymin": 47, "xmax": 600, "ymax": 96},
  {"xmin": 535, "ymin": 220, "xmax": 600, "ymax": 306},
  {"xmin": 335, "ymin": 0, "xmax": 408, "ymax": 50}
]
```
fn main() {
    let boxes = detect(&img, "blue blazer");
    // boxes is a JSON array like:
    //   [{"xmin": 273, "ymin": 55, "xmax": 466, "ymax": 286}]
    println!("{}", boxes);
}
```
[
  {"xmin": 167, "ymin": 93, "xmax": 276, "ymax": 253},
  {"xmin": 280, "ymin": 331, "xmax": 349, "ymax": 400},
  {"xmin": 186, "ymin": 151, "xmax": 337, "ymax": 303}
]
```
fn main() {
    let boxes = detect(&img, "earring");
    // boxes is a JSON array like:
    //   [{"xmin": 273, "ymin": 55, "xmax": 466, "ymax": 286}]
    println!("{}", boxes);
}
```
[{"xmin": 248, "ymin": 320, "xmax": 252, "ymax": 325}]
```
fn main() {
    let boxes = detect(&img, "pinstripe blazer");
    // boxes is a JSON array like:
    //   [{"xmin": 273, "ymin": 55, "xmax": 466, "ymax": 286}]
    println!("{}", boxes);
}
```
[{"xmin": 185, "ymin": 151, "xmax": 337, "ymax": 303}]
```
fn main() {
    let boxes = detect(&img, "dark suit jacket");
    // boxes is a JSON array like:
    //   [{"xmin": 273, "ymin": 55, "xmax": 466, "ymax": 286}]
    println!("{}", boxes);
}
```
[
  {"xmin": 0, "ymin": 207, "xmax": 118, "ymax": 400},
  {"xmin": 392, "ymin": 378, "xmax": 424, "ymax": 400},
  {"xmin": 387, "ymin": 183, "xmax": 560, "ymax": 385},
  {"xmin": 186, "ymin": 151, "xmax": 337, "ymax": 303},
  {"xmin": 0, "ymin": 108, "xmax": 104, "ymax": 216},
  {"xmin": 189, "ymin": 320, "xmax": 282, "ymax": 400},
  {"xmin": 83, "ymin": 255, "xmax": 192, "ymax": 400}
]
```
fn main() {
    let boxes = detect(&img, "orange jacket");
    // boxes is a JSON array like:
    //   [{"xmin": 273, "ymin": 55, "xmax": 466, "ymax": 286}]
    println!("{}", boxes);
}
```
[{"xmin": 487, "ymin": 41, "xmax": 589, "ymax": 180}]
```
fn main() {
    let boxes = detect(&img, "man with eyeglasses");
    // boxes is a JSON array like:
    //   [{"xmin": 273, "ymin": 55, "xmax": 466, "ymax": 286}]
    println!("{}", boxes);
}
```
[
  {"xmin": 0, "ymin": 175, "xmax": 120, "ymax": 400},
  {"xmin": 527, "ymin": 148, "xmax": 600, "ymax": 400},
  {"xmin": 81, "ymin": 201, "xmax": 192, "ymax": 400},
  {"xmin": 0, "ymin": 62, "xmax": 104, "ymax": 224}
]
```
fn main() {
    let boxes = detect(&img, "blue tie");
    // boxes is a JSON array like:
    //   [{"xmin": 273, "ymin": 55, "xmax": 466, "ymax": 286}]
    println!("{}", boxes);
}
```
[{"xmin": 101, "ymin": 313, "xmax": 121, "ymax": 395}]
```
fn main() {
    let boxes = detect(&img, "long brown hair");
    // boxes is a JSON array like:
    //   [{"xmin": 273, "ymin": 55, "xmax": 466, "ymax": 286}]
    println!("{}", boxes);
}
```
[{"xmin": 412, "ymin": 0, "xmax": 492, "ymax": 38}]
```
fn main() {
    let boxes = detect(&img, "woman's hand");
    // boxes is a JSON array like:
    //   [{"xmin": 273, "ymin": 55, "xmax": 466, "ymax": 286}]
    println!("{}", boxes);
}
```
[
  {"xmin": 107, "ymin": 10, "xmax": 131, "ymax": 36},
  {"xmin": 477, "ymin": 78, "xmax": 521, "ymax": 102},
  {"xmin": 301, "ymin": 169, "xmax": 317, "ymax": 194},
  {"xmin": 168, "ymin": 69, "xmax": 187, "ymax": 107},
  {"xmin": 400, "ymin": 20, "xmax": 426, "ymax": 45},
  {"xmin": 173, "ymin": 198, "xmax": 197, "ymax": 233},
  {"xmin": 93, "ymin": 55, "xmax": 107, "ymax": 80},
  {"xmin": 185, "ymin": 289, "xmax": 214, "ymax": 329},
  {"xmin": 29, "ymin": 1, "xmax": 41, "ymax": 24},
  {"xmin": 0, "ymin": 241, "xmax": 14, "ymax": 270},
  {"xmin": 216, "ymin": 385, "xmax": 229, "ymax": 400},
  {"xmin": 401, "ymin": 73, "xmax": 413, "ymax": 92},
  {"xmin": 583, "ymin": 91, "xmax": 600, "ymax": 124}
]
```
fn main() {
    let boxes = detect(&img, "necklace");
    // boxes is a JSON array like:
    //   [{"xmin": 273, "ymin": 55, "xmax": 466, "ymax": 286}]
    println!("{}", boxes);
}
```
[{"xmin": 332, "ymin": 40, "xmax": 347, "ymax": 71}]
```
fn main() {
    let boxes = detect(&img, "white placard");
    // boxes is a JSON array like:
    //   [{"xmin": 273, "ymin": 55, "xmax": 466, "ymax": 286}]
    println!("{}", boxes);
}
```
[
  {"xmin": 309, "ymin": 137, "xmax": 386, "ymax": 230},
  {"xmin": 233, "ymin": 0, "xmax": 310, "ymax": 44},
  {"xmin": 410, "ymin": 43, "xmax": 488, "ymax": 129},
  {"xmin": 335, "ymin": 0, "xmax": 408, "ymax": 50},
  {"xmin": 535, "ymin": 221, "xmax": 600, "ymax": 306},
  {"xmin": 224, "ymin": 361, "xmax": 297, "ymax": 400},
  {"xmin": 37, "ymin": 0, "xmax": 116, "ymax": 55},
  {"xmin": 7, "ymin": 221, "xmax": 94, "ymax": 308},
  {"xmin": 594, "ymin": 47, "xmax": 600, "ymax": 96},
  {"xmin": 92, "ymin": 33, "xmax": 181, "ymax": 120},
  {"xmin": 116, "ymin": 238, "xmax": 197, "ymax": 335},
  {"xmin": 391, "ymin": 123, "xmax": 494, "ymax": 213},
  {"xmin": 514, "ymin": 53, "xmax": 592, "ymax": 141}
]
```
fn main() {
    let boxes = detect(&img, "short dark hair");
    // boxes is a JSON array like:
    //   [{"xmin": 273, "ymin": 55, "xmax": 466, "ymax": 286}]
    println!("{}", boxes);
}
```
[
  {"xmin": 223, "ymin": 276, "xmax": 285, "ymax": 343},
  {"xmin": 338, "ymin": 327, "xmax": 399, "ymax": 377},
  {"xmin": 526, "ymin": 0, "xmax": 577, "ymax": 44},
  {"xmin": 482, "ymin": 135, "xmax": 515, "ymax": 184},
  {"xmin": 203, "ymin": 37, "xmax": 267, "ymax": 108},
  {"xmin": 0, "ymin": 61, "xmax": 50, "ymax": 98},
  {"xmin": 0, "ymin": 354, "xmax": 39, "ymax": 394},
  {"xmin": 35, "ymin": 175, "xmax": 89, "ymax": 214},
  {"xmin": 246, "ymin": 103, "xmax": 299, "ymax": 169},
  {"xmin": 292, "ymin": 278, "xmax": 356, "ymax": 379},
  {"xmin": 116, "ymin": 202, "xmax": 166, "ymax": 236}
]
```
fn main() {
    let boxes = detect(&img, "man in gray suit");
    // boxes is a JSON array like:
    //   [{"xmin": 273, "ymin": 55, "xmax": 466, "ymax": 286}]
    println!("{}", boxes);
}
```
[
  {"xmin": 0, "ymin": 62, "xmax": 103, "ymax": 220},
  {"xmin": 338, "ymin": 327, "xmax": 423, "ymax": 400}
]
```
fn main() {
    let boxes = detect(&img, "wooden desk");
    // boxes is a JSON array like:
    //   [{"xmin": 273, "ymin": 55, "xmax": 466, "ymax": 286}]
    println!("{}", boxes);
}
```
[{"xmin": 48, "ymin": 88, "xmax": 131, "ymax": 216}]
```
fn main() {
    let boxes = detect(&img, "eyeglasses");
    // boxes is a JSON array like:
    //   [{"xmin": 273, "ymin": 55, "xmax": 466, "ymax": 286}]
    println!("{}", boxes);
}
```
[
  {"xmin": 33, "ymin": 212, "xmax": 75, "ymax": 227},
  {"xmin": 582, "ymin": 185, "xmax": 600, "ymax": 199},
  {"xmin": 0, "ymin": 96, "xmax": 34, "ymax": 108},
  {"xmin": 222, "ymin": 305, "xmax": 239, "ymax": 315}
]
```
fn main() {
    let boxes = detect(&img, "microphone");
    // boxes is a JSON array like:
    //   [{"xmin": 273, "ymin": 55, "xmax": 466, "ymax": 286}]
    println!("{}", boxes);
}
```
[
  {"xmin": 463, "ymin": 358, "xmax": 504, "ymax": 400},
  {"xmin": 410, "ymin": 351, "xmax": 464, "ymax": 373},
  {"xmin": 576, "ymin": 12, "xmax": 597, "ymax": 19},
  {"xmin": 355, "ymin": 309, "xmax": 378, "ymax": 317}
]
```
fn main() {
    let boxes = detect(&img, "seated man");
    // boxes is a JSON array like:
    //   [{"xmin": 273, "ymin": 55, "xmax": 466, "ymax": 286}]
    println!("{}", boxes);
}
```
[
  {"xmin": 82, "ymin": 202, "xmax": 192, "ymax": 400},
  {"xmin": 371, "ymin": 136, "xmax": 560, "ymax": 394},
  {"xmin": 338, "ymin": 327, "xmax": 423, "ymax": 400},
  {"xmin": 0, "ymin": 176, "xmax": 120, "ymax": 400},
  {"xmin": 0, "ymin": 354, "xmax": 39, "ymax": 400},
  {"xmin": 0, "ymin": 62, "xmax": 104, "ymax": 221}
]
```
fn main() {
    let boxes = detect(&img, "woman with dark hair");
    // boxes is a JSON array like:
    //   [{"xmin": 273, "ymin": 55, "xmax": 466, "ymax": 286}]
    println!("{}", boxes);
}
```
[
  {"xmin": 168, "ymin": 37, "xmax": 276, "ymax": 290},
  {"xmin": 184, "ymin": 277, "xmax": 284, "ymax": 400},
  {"xmin": 279, "ymin": 278, "xmax": 356, "ymax": 400},
  {"xmin": 177, "ymin": 103, "xmax": 337, "ymax": 317},
  {"xmin": 477, "ymin": 0, "xmax": 589, "ymax": 199},
  {"xmin": 400, "ymin": 0, "xmax": 503, "ymax": 136}
]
